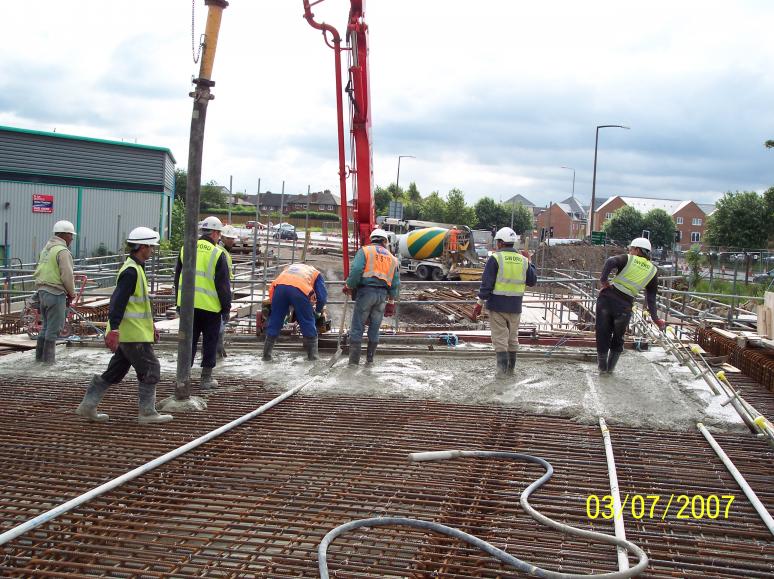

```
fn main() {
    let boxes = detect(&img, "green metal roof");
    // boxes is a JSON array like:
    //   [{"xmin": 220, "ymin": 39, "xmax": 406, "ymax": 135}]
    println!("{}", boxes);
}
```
[{"xmin": 0, "ymin": 124, "xmax": 176, "ymax": 164}]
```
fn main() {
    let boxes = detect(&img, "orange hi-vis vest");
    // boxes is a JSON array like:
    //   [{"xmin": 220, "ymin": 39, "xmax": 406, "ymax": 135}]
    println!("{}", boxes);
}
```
[
  {"xmin": 362, "ymin": 244, "xmax": 398, "ymax": 287},
  {"xmin": 269, "ymin": 263, "xmax": 320, "ymax": 302}
]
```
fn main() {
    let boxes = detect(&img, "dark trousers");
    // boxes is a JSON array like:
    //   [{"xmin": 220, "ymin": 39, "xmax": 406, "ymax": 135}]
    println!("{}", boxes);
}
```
[
  {"xmin": 192, "ymin": 309, "xmax": 222, "ymax": 369},
  {"xmin": 595, "ymin": 291, "xmax": 632, "ymax": 357},
  {"xmin": 101, "ymin": 342, "xmax": 161, "ymax": 385}
]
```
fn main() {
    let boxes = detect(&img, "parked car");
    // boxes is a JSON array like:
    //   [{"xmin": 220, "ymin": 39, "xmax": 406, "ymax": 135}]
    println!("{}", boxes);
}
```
[
  {"xmin": 475, "ymin": 245, "xmax": 490, "ymax": 259},
  {"xmin": 753, "ymin": 269, "xmax": 774, "ymax": 285},
  {"xmin": 245, "ymin": 221, "xmax": 266, "ymax": 230},
  {"xmin": 273, "ymin": 228, "xmax": 298, "ymax": 241}
]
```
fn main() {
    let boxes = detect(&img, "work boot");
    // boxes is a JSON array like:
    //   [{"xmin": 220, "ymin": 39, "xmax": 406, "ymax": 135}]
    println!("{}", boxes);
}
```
[
  {"xmin": 507, "ymin": 352, "xmax": 517, "ymax": 375},
  {"xmin": 201, "ymin": 367, "xmax": 219, "ymax": 390},
  {"xmin": 365, "ymin": 342, "xmax": 378, "ymax": 365},
  {"xmin": 75, "ymin": 375, "xmax": 111, "ymax": 422},
  {"xmin": 607, "ymin": 351, "xmax": 622, "ymax": 373},
  {"xmin": 303, "ymin": 336, "xmax": 319, "ymax": 361},
  {"xmin": 597, "ymin": 353, "xmax": 609, "ymax": 374},
  {"xmin": 42, "ymin": 339, "xmax": 57, "ymax": 365},
  {"xmin": 262, "ymin": 336, "xmax": 276, "ymax": 361},
  {"xmin": 348, "ymin": 342, "xmax": 362, "ymax": 366},
  {"xmin": 137, "ymin": 382, "xmax": 173, "ymax": 424},
  {"xmin": 495, "ymin": 352, "xmax": 509, "ymax": 377},
  {"xmin": 35, "ymin": 337, "xmax": 45, "ymax": 362}
]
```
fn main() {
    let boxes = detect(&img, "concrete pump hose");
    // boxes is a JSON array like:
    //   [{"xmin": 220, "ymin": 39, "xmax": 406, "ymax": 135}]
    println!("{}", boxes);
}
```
[{"xmin": 318, "ymin": 450, "xmax": 648, "ymax": 578}]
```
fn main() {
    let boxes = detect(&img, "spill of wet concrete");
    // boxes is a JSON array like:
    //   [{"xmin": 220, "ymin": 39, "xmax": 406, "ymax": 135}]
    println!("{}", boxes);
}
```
[{"xmin": 0, "ymin": 343, "xmax": 750, "ymax": 433}]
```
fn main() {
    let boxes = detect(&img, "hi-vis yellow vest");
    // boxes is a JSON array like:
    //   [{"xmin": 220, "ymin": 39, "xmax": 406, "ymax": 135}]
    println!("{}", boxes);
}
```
[
  {"xmin": 492, "ymin": 251, "xmax": 528, "ymax": 297},
  {"xmin": 109, "ymin": 258, "xmax": 153, "ymax": 342},
  {"xmin": 34, "ymin": 244, "xmax": 67, "ymax": 287},
  {"xmin": 177, "ymin": 239, "xmax": 224, "ymax": 312},
  {"xmin": 611, "ymin": 254, "xmax": 657, "ymax": 298}
]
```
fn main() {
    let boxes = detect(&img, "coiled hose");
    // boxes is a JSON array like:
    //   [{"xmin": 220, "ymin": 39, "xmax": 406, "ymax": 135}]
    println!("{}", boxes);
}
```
[{"xmin": 318, "ymin": 450, "xmax": 648, "ymax": 578}]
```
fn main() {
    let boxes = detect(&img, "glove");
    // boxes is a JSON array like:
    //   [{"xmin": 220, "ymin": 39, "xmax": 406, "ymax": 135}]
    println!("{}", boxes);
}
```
[
  {"xmin": 105, "ymin": 330, "xmax": 120, "ymax": 353},
  {"xmin": 342, "ymin": 286, "xmax": 352, "ymax": 296},
  {"xmin": 655, "ymin": 319, "xmax": 666, "ymax": 331},
  {"xmin": 600, "ymin": 281, "xmax": 611, "ymax": 290},
  {"xmin": 384, "ymin": 302, "xmax": 396, "ymax": 317},
  {"xmin": 154, "ymin": 325, "xmax": 160, "ymax": 343},
  {"xmin": 472, "ymin": 303, "xmax": 483, "ymax": 320},
  {"xmin": 66, "ymin": 295, "xmax": 74, "ymax": 307}
]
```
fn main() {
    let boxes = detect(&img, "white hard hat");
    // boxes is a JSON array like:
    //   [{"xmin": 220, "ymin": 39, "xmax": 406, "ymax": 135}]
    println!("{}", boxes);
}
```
[
  {"xmin": 127, "ymin": 226, "xmax": 160, "ymax": 246},
  {"xmin": 494, "ymin": 227, "xmax": 517, "ymax": 243},
  {"xmin": 53, "ymin": 220, "xmax": 76, "ymax": 235},
  {"xmin": 370, "ymin": 228, "xmax": 390, "ymax": 241},
  {"xmin": 200, "ymin": 215, "xmax": 224, "ymax": 232},
  {"xmin": 629, "ymin": 237, "xmax": 652, "ymax": 253},
  {"xmin": 221, "ymin": 225, "xmax": 239, "ymax": 239}
]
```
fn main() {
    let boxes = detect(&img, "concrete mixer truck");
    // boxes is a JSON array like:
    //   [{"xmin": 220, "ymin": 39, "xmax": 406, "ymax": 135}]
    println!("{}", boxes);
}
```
[{"xmin": 388, "ymin": 223, "xmax": 480, "ymax": 281}]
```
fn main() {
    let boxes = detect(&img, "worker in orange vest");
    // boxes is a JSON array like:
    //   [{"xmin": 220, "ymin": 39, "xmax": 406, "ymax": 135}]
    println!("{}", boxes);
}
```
[{"xmin": 262, "ymin": 263, "xmax": 328, "ymax": 361}]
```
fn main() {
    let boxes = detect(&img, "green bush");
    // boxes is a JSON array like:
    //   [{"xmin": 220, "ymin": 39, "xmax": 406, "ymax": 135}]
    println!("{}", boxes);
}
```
[
  {"xmin": 93, "ymin": 243, "xmax": 109, "ymax": 257},
  {"xmin": 288, "ymin": 211, "xmax": 340, "ymax": 221}
]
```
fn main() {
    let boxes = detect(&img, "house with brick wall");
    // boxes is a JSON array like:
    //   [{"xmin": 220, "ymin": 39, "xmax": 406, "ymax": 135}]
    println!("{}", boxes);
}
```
[
  {"xmin": 535, "ymin": 197, "xmax": 587, "ymax": 240},
  {"xmin": 594, "ymin": 196, "xmax": 711, "ymax": 250}
]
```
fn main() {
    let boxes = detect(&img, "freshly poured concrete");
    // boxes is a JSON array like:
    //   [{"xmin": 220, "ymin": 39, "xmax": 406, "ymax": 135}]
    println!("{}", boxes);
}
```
[{"xmin": 0, "ymin": 341, "xmax": 746, "ymax": 432}]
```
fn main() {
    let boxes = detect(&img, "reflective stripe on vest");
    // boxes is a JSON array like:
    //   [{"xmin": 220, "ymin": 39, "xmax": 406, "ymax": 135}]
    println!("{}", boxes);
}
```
[
  {"xmin": 611, "ymin": 254, "xmax": 657, "ymax": 298},
  {"xmin": 362, "ymin": 244, "xmax": 398, "ymax": 286},
  {"xmin": 33, "ymin": 244, "xmax": 67, "ymax": 287},
  {"xmin": 269, "ymin": 263, "xmax": 319, "ymax": 301},
  {"xmin": 492, "ymin": 251, "xmax": 528, "ymax": 297},
  {"xmin": 110, "ymin": 258, "xmax": 154, "ymax": 342},
  {"xmin": 225, "ymin": 250, "xmax": 234, "ymax": 281},
  {"xmin": 177, "ymin": 240, "xmax": 224, "ymax": 312}
]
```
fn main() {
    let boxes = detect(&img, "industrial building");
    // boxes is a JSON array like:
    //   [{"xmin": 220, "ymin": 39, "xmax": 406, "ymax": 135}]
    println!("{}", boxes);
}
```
[{"xmin": 0, "ymin": 125, "xmax": 175, "ymax": 265}]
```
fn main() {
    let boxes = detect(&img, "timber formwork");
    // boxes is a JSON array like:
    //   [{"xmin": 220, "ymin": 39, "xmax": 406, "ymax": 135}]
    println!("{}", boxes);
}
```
[{"xmin": 0, "ymin": 376, "xmax": 772, "ymax": 578}]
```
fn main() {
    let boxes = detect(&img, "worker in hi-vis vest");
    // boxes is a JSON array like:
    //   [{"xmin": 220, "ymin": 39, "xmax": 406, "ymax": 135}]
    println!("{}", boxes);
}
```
[
  {"xmin": 174, "ymin": 215, "xmax": 232, "ymax": 389},
  {"xmin": 262, "ymin": 263, "xmax": 328, "ymax": 362},
  {"xmin": 32, "ymin": 220, "xmax": 77, "ymax": 364},
  {"xmin": 344, "ymin": 228, "xmax": 400, "ymax": 366},
  {"xmin": 216, "ymin": 225, "xmax": 238, "ymax": 358},
  {"xmin": 76, "ymin": 227, "xmax": 172, "ymax": 425},
  {"xmin": 597, "ymin": 236, "xmax": 664, "ymax": 374},
  {"xmin": 473, "ymin": 227, "xmax": 537, "ymax": 377}
]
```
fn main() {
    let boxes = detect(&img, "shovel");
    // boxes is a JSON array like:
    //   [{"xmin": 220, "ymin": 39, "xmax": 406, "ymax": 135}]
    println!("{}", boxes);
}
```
[{"xmin": 327, "ymin": 292, "xmax": 351, "ymax": 367}]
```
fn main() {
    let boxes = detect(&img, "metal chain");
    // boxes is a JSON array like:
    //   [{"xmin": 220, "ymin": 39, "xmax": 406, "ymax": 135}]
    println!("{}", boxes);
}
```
[{"xmin": 191, "ymin": 0, "xmax": 202, "ymax": 64}]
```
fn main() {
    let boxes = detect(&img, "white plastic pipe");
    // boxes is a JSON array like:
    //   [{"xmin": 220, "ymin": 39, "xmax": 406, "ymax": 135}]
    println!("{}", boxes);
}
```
[
  {"xmin": 599, "ymin": 418, "xmax": 630, "ymax": 571},
  {"xmin": 0, "ymin": 376, "xmax": 316, "ymax": 546},
  {"xmin": 697, "ymin": 422, "xmax": 774, "ymax": 536}
]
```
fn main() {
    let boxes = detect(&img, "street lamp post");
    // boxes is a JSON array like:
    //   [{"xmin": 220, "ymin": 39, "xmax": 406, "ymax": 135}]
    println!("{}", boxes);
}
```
[
  {"xmin": 396, "ymin": 155, "xmax": 415, "ymax": 197},
  {"xmin": 589, "ymin": 124, "xmax": 630, "ymax": 235},
  {"xmin": 560, "ymin": 166, "xmax": 575, "ymax": 198}
]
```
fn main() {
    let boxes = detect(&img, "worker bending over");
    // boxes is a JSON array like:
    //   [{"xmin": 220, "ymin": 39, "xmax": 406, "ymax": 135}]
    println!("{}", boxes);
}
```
[
  {"xmin": 174, "ymin": 216, "xmax": 231, "ymax": 389},
  {"xmin": 217, "ymin": 225, "xmax": 238, "ymax": 358},
  {"xmin": 33, "ymin": 220, "xmax": 77, "ymax": 364},
  {"xmin": 344, "ymin": 228, "xmax": 400, "ymax": 366},
  {"xmin": 473, "ymin": 227, "xmax": 536, "ymax": 377},
  {"xmin": 596, "ymin": 237, "xmax": 664, "ymax": 374},
  {"xmin": 76, "ymin": 227, "xmax": 172, "ymax": 424},
  {"xmin": 262, "ymin": 263, "xmax": 327, "ymax": 361}
]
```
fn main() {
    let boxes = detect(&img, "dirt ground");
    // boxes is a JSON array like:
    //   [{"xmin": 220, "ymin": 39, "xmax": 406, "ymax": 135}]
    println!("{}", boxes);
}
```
[{"xmin": 533, "ymin": 243, "xmax": 627, "ymax": 272}]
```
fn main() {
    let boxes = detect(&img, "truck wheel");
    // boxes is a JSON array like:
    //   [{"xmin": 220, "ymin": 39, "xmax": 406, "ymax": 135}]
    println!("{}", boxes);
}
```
[
  {"xmin": 416, "ymin": 265, "xmax": 430, "ymax": 280},
  {"xmin": 431, "ymin": 267, "xmax": 445, "ymax": 281}
]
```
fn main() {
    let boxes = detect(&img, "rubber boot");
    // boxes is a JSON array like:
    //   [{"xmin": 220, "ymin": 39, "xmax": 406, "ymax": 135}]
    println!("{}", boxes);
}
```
[
  {"xmin": 262, "ymin": 336, "xmax": 276, "ymax": 361},
  {"xmin": 365, "ymin": 342, "xmax": 378, "ymax": 365},
  {"xmin": 201, "ymin": 367, "xmax": 219, "ymax": 390},
  {"xmin": 607, "ymin": 350, "xmax": 622, "ymax": 374},
  {"xmin": 597, "ymin": 353, "xmax": 609, "ymax": 375},
  {"xmin": 75, "ymin": 375, "xmax": 110, "ymax": 422},
  {"xmin": 496, "ymin": 352, "xmax": 509, "ymax": 377},
  {"xmin": 137, "ymin": 382, "xmax": 173, "ymax": 424},
  {"xmin": 35, "ymin": 337, "xmax": 45, "ymax": 362},
  {"xmin": 507, "ymin": 352, "xmax": 517, "ymax": 375},
  {"xmin": 303, "ymin": 336, "xmax": 319, "ymax": 361},
  {"xmin": 348, "ymin": 342, "xmax": 362, "ymax": 366},
  {"xmin": 42, "ymin": 339, "xmax": 57, "ymax": 365}
]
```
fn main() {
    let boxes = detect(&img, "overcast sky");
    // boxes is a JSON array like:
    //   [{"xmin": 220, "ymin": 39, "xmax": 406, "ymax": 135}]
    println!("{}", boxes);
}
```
[{"xmin": 2, "ymin": 1, "xmax": 773, "ymax": 208}]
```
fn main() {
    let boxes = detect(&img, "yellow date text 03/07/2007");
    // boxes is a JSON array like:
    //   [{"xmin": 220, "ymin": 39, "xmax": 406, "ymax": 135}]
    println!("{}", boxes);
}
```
[{"xmin": 586, "ymin": 494, "xmax": 735, "ymax": 521}]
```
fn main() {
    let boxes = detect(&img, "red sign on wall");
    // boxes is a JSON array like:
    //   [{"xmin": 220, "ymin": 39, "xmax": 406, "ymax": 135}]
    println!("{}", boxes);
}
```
[{"xmin": 32, "ymin": 194, "xmax": 54, "ymax": 213}]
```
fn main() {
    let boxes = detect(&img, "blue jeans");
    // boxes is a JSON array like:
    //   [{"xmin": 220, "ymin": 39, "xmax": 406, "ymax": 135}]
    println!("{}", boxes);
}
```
[
  {"xmin": 267, "ymin": 285, "xmax": 317, "ymax": 338},
  {"xmin": 350, "ymin": 286, "xmax": 387, "ymax": 345},
  {"xmin": 39, "ymin": 290, "xmax": 66, "ymax": 341}
]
